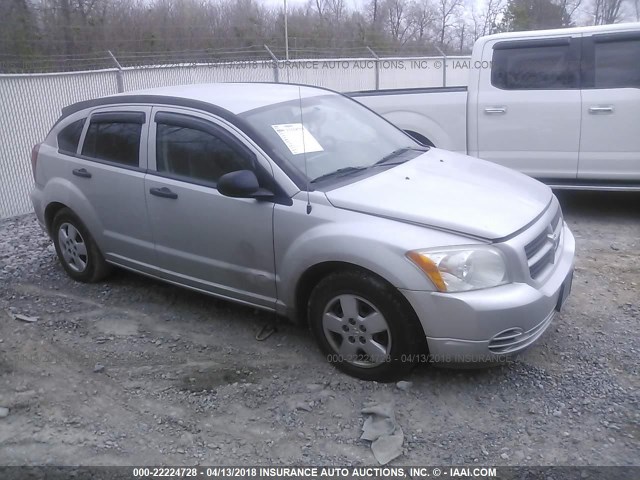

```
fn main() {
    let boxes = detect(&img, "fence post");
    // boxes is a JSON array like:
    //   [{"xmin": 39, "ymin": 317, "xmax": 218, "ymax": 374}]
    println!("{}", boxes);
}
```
[
  {"xmin": 108, "ymin": 50, "xmax": 124, "ymax": 93},
  {"xmin": 366, "ymin": 46, "xmax": 380, "ymax": 90},
  {"xmin": 435, "ymin": 46, "xmax": 447, "ymax": 87},
  {"xmin": 264, "ymin": 45, "xmax": 280, "ymax": 83}
]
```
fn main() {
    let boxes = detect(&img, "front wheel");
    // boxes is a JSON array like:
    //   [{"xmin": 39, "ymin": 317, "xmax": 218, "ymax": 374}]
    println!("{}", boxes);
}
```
[{"xmin": 308, "ymin": 270, "xmax": 425, "ymax": 381}]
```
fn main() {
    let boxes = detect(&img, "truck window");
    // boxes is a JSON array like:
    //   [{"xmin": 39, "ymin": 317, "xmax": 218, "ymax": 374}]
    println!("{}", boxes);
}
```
[
  {"xmin": 594, "ymin": 38, "xmax": 640, "ymax": 88},
  {"xmin": 491, "ymin": 43, "xmax": 578, "ymax": 90}
]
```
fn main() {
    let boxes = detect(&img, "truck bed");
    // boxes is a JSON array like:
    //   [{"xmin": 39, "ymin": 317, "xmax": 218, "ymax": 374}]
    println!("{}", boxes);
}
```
[{"xmin": 347, "ymin": 87, "xmax": 468, "ymax": 153}]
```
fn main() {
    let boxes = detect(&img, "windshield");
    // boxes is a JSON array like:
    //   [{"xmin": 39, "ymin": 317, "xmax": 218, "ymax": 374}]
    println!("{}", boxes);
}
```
[{"xmin": 239, "ymin": 93, "xmax": 424, "ymax": 183}]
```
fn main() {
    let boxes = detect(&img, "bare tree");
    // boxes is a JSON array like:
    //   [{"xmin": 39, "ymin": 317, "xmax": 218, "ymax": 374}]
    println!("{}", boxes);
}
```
[
  {"xmin": 557, "ymin": 0, "xmax": 584, "ymax": 24},
  {"xmin": 456, "ymin": 19, "xmax": 466, "ymax": 52},
  {"xmin": 313, "ymin": 0, "xmax": 325, "ymax": 19},
  {"xmin": 385, "ymin": 0, "xmax": 415, "ymax": 45},
  {"xmin": 473, "ymin": 0, "xmax": 506, "ymax": 38},
  {"xmin": 371, "ymin": 0, "xmax": 380, "ymax": 22},
  {"xmin": 436, "ymin": 0, "xmax": 463, "ymax": 48},
  {"xmin": 327, "ymin": 0, "xmax": 346, "ymax": 23},
  {"xmin": 409, "ymin": 0, "xmax": 437, "ymax": 43},
  {"xmin": 313, "ymin": 0, "xmax": 340, "ymax": 21},
  {"xmin": 592, "ymin": 0, "xmax": 625, "ymax": 23}
]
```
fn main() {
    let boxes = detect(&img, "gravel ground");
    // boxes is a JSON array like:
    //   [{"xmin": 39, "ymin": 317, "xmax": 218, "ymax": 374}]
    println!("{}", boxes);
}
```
[{"xmin": 0, "ymin": 191, "xmax": 638, "ymax": 467}]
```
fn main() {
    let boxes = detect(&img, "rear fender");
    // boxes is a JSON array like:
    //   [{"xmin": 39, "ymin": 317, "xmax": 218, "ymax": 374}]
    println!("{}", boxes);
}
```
[
  {"xmin": 382, "ymin": 111, "xmax": 452, "ymax": 150},
  {"xmin": 42, "ymin": 177, "xmax": 104, "ymax": 247}
]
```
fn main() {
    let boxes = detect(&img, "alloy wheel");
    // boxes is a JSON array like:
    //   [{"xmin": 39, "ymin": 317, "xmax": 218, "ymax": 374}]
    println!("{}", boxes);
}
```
[
  {"xmin": 322, "ymin": 294, "xmax": 392, "ymax": 368},
  {"xmin": 57, "ymin": 222, "xmax": 88, "ymax": 273}
]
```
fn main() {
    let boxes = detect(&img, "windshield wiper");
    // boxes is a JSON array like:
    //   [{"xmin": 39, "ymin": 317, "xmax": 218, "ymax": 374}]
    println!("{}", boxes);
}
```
[
  {"xmin": 310, "ymin": 166, "xmax": 369, "ymax": 183},
  {"xmin": 309, "ymin": 146, "xmax": 429, "ymax": 183},
  {"xmin": 373, "ymin": 146, "xmax": 429, "ymax": 167}
]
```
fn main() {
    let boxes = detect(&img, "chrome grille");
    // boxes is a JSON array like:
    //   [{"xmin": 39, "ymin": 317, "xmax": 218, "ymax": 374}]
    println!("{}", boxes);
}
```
[{"xmin": 525, "ymin": 208, "xmax": 562, "ymax": 279}]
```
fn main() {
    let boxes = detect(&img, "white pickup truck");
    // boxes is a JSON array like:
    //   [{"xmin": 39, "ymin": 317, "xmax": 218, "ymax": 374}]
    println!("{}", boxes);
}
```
[{"xmin": 352, "ymin": 23, "xmax": 640, "ymax": 190}]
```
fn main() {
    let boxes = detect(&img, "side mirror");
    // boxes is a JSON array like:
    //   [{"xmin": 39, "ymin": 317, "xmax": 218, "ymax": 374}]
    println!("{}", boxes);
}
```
[{"xmin": 217, "ymin": 170, "xmax": 273, "ymax": 199}]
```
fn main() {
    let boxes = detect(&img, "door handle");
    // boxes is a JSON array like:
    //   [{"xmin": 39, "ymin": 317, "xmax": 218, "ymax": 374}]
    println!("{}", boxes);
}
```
[
  {"xmin": 149, "ymin": 187, "xmax": 178, "ymax": 199},
  {"xmin": 588, "ymin": 106, "xmax": 614, "ymax": 114},
  {"xmin": 484, "ymin": 107, "xmax": 507, "ymax": 114},
  {"xmin": 72, "ymin": 168, "xmax": 91, "ymax": 178}
]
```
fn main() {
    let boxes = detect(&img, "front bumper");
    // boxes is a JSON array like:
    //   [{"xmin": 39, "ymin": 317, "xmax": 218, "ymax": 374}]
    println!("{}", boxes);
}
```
[{"xmin": 400, "ymin": 224, "xmax": 575, "ymax": 363}]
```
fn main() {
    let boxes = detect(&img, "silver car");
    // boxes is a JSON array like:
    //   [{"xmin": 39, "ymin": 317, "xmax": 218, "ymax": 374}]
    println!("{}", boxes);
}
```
[{"xmin": 30, "ymin": 83, "xmax": 575, "ymax": 381}]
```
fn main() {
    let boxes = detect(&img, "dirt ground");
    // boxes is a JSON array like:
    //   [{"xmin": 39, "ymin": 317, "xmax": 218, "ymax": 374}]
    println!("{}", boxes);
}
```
[{"xmin": 0, "ymin": 191, "xmax": 638, "ymax": 467}]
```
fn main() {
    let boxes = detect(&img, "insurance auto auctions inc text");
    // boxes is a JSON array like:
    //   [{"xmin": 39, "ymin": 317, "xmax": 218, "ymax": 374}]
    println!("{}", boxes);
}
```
[
  {"xmin": 221, "ymin": 59, "xmax": 484, "ymax": 70},
  {"xmin": 238, "ymin": 466, "xmax": 497, "ymax": 477}
]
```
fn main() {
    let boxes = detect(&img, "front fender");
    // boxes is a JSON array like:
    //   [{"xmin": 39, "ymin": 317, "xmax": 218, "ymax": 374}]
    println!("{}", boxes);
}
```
[{"xmin": 275, "ymin": 211, "xmax": 463, "ymax": 313}]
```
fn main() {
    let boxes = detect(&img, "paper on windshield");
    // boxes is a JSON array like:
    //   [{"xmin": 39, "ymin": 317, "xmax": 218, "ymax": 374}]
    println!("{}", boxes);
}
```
[{"xmin": 271, "ymin": 123, "xmax": 323, "ymax": 155}]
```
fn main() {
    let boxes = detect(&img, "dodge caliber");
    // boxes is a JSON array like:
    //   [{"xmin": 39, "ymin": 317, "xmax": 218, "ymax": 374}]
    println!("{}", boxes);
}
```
[{"xmin": 30, "ymin": 83, "xmax": 575, "ymax": 381}]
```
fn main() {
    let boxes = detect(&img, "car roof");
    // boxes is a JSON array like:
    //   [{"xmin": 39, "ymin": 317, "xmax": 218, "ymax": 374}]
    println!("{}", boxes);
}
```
[
  {"xmin": 111, "ymin": 82, "xmax": 330, "ymax": 115},
  {"xmin": 478, "ymin": 22, "xmax": 640, "ymax": 45},
  {"xmin": 58, "ymin": 82, "xmax": 334, "ymax": 123}
]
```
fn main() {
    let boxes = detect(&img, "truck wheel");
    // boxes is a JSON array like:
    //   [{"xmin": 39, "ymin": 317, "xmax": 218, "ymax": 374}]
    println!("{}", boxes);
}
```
[
  {"xmin": 52, "ymin": 208, "xmax": 111, "ymax": 283},
  {"xmin": 308, "ymin": 270, "xmax": 425, "ymax": 381}
]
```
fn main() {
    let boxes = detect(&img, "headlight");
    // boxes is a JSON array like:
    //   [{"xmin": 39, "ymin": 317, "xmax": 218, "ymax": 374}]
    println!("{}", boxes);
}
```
[{"xmin": 407, "ymin": 246, "xmax": 509, "ymax": 292}]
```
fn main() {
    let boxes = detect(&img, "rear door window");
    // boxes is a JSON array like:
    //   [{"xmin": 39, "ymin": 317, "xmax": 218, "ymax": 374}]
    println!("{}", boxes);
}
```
[
  {"xmin": 81, "ymin": 112, "xmax": 145, "ymax": 167},
  {"xmin": 594, "ymin": 37, "xmax": 640, "ymax": 88},
  {"xmin": 57, "ymin": 118, "xmax": 85, "ymax": 154},
  {"xmin": 492, "ymin": 41, "xmax": 578, "ymax": 90}
]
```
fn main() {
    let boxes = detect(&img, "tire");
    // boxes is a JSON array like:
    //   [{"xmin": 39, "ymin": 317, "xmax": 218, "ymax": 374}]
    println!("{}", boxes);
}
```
[
  {"xmin": 52, "ymin": 208, "xmax": 111, "ymax": 283},
  {"xmin": 308, "ymin": 270, "xmax": 426, "ymax": 382}
]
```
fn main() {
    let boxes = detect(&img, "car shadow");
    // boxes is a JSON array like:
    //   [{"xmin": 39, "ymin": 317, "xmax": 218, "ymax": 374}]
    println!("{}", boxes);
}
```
[
  {"xmin": 104, "ymin": 266, "xmax": 310, "ymax": 338},
  {"xmin": 554, "ymin": 190, "xmax": 639, "ymax": 221}
]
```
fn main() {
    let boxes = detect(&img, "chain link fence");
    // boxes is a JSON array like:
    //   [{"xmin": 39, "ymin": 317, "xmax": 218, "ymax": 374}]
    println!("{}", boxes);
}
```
[
  {"xmin": 0, "ymin": 69, "xmax": 121, "ymax": 218},
  {"xmin": 0, "ymin": 54, "xmax": 470, "ymax": 219}
]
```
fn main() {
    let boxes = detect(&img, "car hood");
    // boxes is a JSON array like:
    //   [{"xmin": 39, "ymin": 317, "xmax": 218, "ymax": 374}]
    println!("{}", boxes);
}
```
[{"xmin": 324, "ymin": 148, "xmax": 552, "ymax": 240}]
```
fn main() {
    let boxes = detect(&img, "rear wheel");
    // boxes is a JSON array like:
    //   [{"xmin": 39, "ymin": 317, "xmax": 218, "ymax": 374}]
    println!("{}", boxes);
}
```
[
  {"xmin": 308, "ymin": 270, "xmax": 425, "ymax": 381},
  {"xmin": 52, "ymin": 208, "xmax": 111, "ymax": 283}
]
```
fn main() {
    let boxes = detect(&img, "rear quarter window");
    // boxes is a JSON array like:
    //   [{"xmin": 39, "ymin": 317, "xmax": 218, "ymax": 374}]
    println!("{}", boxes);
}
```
[{"xmin": 57, "ymin": 118, "xmax": 85, "ymax": 154}]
